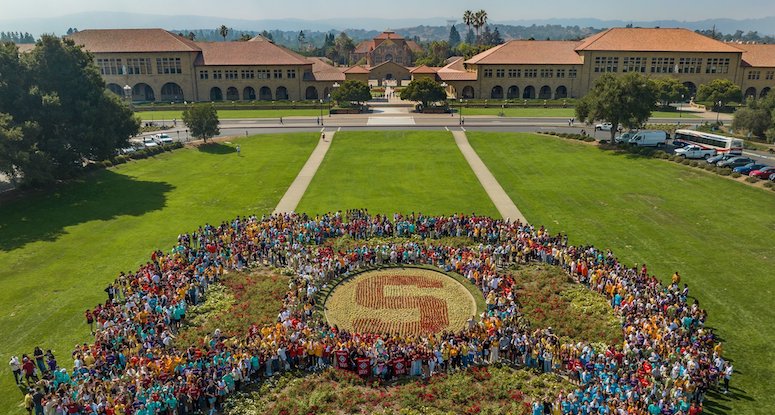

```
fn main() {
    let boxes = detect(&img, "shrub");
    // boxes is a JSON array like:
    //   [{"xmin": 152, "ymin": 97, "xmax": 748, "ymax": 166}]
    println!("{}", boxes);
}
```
[
  {"xmin": 745, "ymin": 176, "xmax": 760, "ymax": 183},
  {"xmin": 731, "ymin": 172, "xmax": 742, "ymax": 178},
  {"xmin": 101, "ymin": 160, "xmax": 113, "ymax": 168},
  {"xmin": 763, "ymin": 181, "xmax": 773, "ymax": 188},
  {"xmin": 689, "ymin": 161, "xmax": 699, "ymax": 167},
  {"xmin": 673, "ymin": 156, "xmax": 684, "ymax": 163},
  {"xmin": 682, "ymin": 160, "xmax": 691, "ymax": 165},
  {"xmin": 584, "ymin": 137, "xmax": 596, "ymax": 142},
  {"xmin": 716, "ymin": 167, "xmax": 732, "ymax": 176}
]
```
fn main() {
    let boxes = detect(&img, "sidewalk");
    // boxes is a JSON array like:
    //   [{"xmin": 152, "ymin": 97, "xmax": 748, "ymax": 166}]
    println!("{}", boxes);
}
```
[
  {"xmin": 273, "ymin": 131, "xmax": 334, "ymax": 214},
  {"xmin": 451, "ymin": 130, "xmax": 527, "ymax": 224}
]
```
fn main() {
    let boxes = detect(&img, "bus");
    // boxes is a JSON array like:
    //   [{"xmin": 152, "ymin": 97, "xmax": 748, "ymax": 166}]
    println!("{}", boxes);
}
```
[{"xmin": 673, "ymin": 129, "xmax": 744, "ymax": 154}]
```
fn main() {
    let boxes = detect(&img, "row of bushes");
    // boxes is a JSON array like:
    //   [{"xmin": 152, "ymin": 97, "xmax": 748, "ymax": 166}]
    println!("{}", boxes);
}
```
[
  {"xmin": 84, "ymin": 142, "xmax": 185, "ymax": 171},
  {"xmin": 544, "ymin": 131, "xmax": 597, "ymax": 142}
]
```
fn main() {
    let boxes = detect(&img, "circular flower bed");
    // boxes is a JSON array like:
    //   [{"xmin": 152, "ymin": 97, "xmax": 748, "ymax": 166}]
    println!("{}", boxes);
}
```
[
  {"xmin": 15, "ymin": 212, "xmax": 723, "ymax": 415},
  {"xmin": 324, "ymin": 267, "xmax": 479, "ymax": 336}
]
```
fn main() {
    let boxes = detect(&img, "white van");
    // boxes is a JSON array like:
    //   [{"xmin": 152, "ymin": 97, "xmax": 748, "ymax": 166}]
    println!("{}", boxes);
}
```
[{"xmin": 628, "ymin": 130, "xmax": 667, "ymax": 147}]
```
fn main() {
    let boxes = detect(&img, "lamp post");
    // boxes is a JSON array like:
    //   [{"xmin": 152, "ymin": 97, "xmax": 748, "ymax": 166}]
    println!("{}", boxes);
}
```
[
  {"xmin": 716, "ymin": 100, "xmax": 722, "ymax": 124},
  {"xmin": 330, "ymin": 82, "xmax": 340, "ymax": 117},
  {"xmin": 123, "ymin": 84, "xmax": 132, "ymax": 110},
  {"xmin": 459, "ymin": 98, "xmax": 464, "ymax": 125},
  {"xmin": 679, "ymin": 94, "xmax": 684, "ymax": 119},
  {"xmin": 440, "ymin": 82, "xmax": 450, "ymax": 116},
  {"xmin": 319, "ymin": 99, "xmax": 323, "ymax": 125}
]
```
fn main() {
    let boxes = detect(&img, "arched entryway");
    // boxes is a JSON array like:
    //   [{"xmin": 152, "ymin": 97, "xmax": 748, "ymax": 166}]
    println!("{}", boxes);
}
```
[
  {"xmin": 761, "ymin": 87, "xmax": 771, "ymax": 98},
  {"xmin": 305, "ymin": 86, "xmax": 319, "ymax": 100},
  {"xmin": 210, "ymin": 87, "xmax": 223, "ymax": 101},
  {"xmin": 160, "ymin": 82, "xmax": 184, "ymax": 102},
  {"xmin": 461, "ymin": 86, "xmax": 475, "ymax": 99},
  {"xmin": 683, "ymin": 82, "xmax": 697, "ymax": 99},
  {"xmin": 259, "ymin": 86, "xmax": 272, "ymax": 101},
  {"xmin": 276, "ymin": 86, "xmax": 289, "ymax": 100},
  {"xmin": 538, "ymin": 85, "xmax": 552, "ymax": 99},
  {"xmin": 132, "ymin": 83, "xmax": 155, "ymax": 102},
  {"xmin": 507, "ymin": 85, "xmax": 519, "ymax": 99},
  {"xmin": 491, "ymin": 85, "xmax": 504, "ymax": 99},
  {"xmin": 226, "ymin": 87, "xmax": 239, "ymax": 101},
  {"xmin": 744, "ymin": 87, "xmax": 757, "ymax": 100},
  {"xmin": 243, "ymin": 86, "xmax": 256, "ymax": 101},
  {"xmin": 106, "ymin": 83, "xmax": 123, "ymax": 96},
  {"xmin": 523, "ymin": 86, "xmax": 536, "ymax": 99},
  {"xmin": 555, "ymin": 85, "xmax": 568, "ymax": 99}
]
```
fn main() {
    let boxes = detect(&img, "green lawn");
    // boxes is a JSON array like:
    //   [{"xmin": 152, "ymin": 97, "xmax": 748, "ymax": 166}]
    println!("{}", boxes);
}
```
[
  {"xmin": 468, "ymin": 132, "xmax": 775, "ymax": 415},
  {"xmin": 135, "ymin": 108, "xmax": 329, "ymax": 120},
  {"xmin": 0, "ymin": 134, "xmax": 318, "ymax": 413},
  {"xmin": 461, "ymin": 107, "xmax": 699, "ymax": 118},
  {"xmin": 297, "ymin": 131, "xmax": 499, "ymax": 217}
]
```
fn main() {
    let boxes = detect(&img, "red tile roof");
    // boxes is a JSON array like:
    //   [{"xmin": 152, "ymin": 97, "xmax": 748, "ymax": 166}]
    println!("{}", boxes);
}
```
[
  {"xmin": 353, "ymin": 32, "xmax": 423, "ymax": 54},
  {"xmin": 575, "ymin": 28, "xmax": 743, "ymax": 53},
  {"xmin": 738, "ymin": 44, "xmax": 775, "ymax": 68},
  {"xmin": 306, "ymin": 57, "xmax": 346, "ymax": 81},
  {"xmin": 466, "ymin": 40, "xmax": 583, "ymax": 65},
  {"xmin": 194, "ymin": 39, "xmax": 310, "ymax": 66},
  {"xmin": 68, "ymin": 28, "xmax": 201, "ymax": 53},
  {"xmin": 410, "ymin": 65, "xmax": 439, "ymax": 74},
  {"xmin": 437, "ymin": 57, "xmax": 478, "ymax": 81},
  {"xmin": 343, "ymin": 65, "xmax": 370, "ymax": 74}
]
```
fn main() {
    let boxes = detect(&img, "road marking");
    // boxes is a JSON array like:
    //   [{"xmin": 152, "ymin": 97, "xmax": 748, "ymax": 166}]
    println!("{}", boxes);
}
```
[
  {"xmin": 461, "ymin": 127, "xmax": 467, "ymax": 132},
  {"xmin": 744, "ymin": 151, "xmax": 773, "ymax": 160},
  {"xmin": 366, "ymin": 116, "xmax": 416, "ymax": 126},
  {"xmin": 444, "ymin": 126, "xmax": 450, "ymax": 132},
  {"xmin": 337, "ymin": 127, "xmax": 342, "ymax": 132},
  {"xmin": 320, "ymin": 127, "xmax": 325, "ymax": 133}
]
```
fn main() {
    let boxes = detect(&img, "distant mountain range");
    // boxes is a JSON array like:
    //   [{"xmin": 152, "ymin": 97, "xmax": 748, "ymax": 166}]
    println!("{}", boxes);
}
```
[{"xmin": 2, "ymin": 12, "xmax": 775, "ymax": 38}]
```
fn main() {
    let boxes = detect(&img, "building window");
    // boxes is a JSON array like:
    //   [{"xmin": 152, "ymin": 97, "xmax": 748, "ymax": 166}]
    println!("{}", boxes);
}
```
[
  {"xmin": 199, "ymin": 70, "xmax": 209, "ymax": 80},
  {"xmin": 705, "ymin": 58, "xmax": 730, "ymax": 74},
  {"xmin": 273, "ymin": 69, "xmax": 283, "ymax": 79},
  {"xmin": 622, "ymin": 57, "xmax": 647, "ymax": 73},
  {"xmin": 524, "ymin": 69, "xmax": 538, "ymax": 78},
  {"xmin": 507, "ymin": 68, "xmax": 520, "ymax": 78},
  {"xmin": 224, "ymin": 70, "xmax": 238, "ymax": 80},
  {"xmin": 483, "ymin": 68, "xmax": 493, "ymax": 78},
  {"xmin": 747, "ymin": 71, "xmax": 761, "ymax": 80},
  {"xmin": 257, "ymin": 69, "xmax": 270, "ymax": 79},
  {"xmin": 678, "ymin": 57, "xmax": 702, "ymax": 74},
  {"xmin": 569, "ymin": 68, "xmax": 577, "ymax": 78},
  {"xmin": 540, "ymin": 69, "xmax": 553, "ymax": 78},
  {"xmin": 126, "ymin": 58, "xmax": 152, "ymax": 75},
  {"xmin": 766, "ymin": 71, "xmax": 774, "ymax": 80},
  {"xmin": 241, "ymin": 70, "xmax": 255, "ymax": 79},
  {"xmin": 650, "ymin": 57, "xmax": 675, "ymax": 73},
  {"xmin": 287, "ymin": 69, "xmax": 296, "ymax": 79},
  {"xmin": 556, "ymin": 69, "xmax": 566, "ymax": 78},
  {"xmin": 496, "ymin": 69, "xmax": 505, "ymax": 78},
  {"xmin": 212, "ymin": 70, "xmax": 223, "ymax": 80},
  {"xmin": 156, "ymin": 57, "xmax": 182, "ymax": 74},
  {"xmin": 594, "ymin": 56, "xmax": 618, "ymax": 73},
  {"xmin": 96, "ymin": 58, "xmax": 123, "ymax": 75}
]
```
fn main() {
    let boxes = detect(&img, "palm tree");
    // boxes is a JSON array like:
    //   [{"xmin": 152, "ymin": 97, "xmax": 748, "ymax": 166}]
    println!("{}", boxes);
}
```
[
  {"xmin": 218, "ymin": 25, "xmax": 229, "ymax": 41},
  {"xmin": 463, "ymin": 10, "xmax": 474, "ymax": 34},
  {"xmin": 476, "ymin": 10, "xmax": 489, "ymax": 42}
]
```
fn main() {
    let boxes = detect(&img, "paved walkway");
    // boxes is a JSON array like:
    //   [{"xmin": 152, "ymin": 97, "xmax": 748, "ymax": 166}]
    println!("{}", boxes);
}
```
[
  {"xmin": 273, "ymin": 130, "xmax": 334, "ymax": 214},
  {"xmin": 452, "ymin": 130, "xmax": 528, "ymax": 224}
]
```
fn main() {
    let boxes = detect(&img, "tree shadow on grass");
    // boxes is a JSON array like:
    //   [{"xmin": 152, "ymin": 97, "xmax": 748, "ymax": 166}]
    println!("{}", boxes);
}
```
[
  {"xmin": 198, "ymin": 142, "xmax": 236, "ymax": 155},
  {"xmin": 0, "ymin": 169, "xmax": 174, "ymax": 252}
]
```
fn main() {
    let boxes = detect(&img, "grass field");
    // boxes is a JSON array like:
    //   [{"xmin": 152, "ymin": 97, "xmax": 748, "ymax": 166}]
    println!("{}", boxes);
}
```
[
  {"xmin": 296, "ymin": 131, "xmax": 498, "ymax": 217},
  {"xmin": 461, "ymin": 107, "xmax": 700, "ymax": 118},
  {"xmin": 0, "ymin": 134, "xmax": 318, "ymax": 413},
  {"xmin": 135, "ymin": 108, "xmax": 329, "ymax": 120},
  {"xmin": 468, "ymin": 132, "xmax": 775, "ymax": 415}
]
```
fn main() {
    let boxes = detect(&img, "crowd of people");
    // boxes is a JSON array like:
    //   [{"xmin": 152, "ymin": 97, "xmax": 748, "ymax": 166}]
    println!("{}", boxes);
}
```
[{"xmin": 12, "ymin": 210, "xmax": 728, "ymax": 415}]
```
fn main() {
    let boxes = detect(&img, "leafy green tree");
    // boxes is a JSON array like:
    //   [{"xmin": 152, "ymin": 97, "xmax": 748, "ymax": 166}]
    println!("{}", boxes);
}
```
[
  {"xmin": 653, "ymin": 77, "xmax": 689, "ymax": 108},
  {"xmin": 696, "ymin": 79, "xmax": 742, "ymax": 110},
  {"xmin": 182, "ymin": 104, "xmax": 220, "ymax": 143},
  {"xmin": 575, "ymin": 73, "xmax": 657, "ymax": 140},
  {"xmin": 331, "ymin": 80, "xmax": 371, "ymax": 107},
  {"xmin": 464, "ymin": 29, "xmax": 476, "ymax": 45},
  {"xmin": 415, "ymin": 41, "xmax": 451, "ymax": 67},
  {"xmin": 732, "ymin": 95, "xmax": 775, "ymax": 141},
  {"xmin": 332, "ymin": 32, "xmax": 355, "ymax": 65},
  {"xmin": 448, "ymin": 25, "xmax": 461, "ymax": 49},
  {"xmin": 400, "ymin": 78, "xmax": 447, "ymax": 110}
]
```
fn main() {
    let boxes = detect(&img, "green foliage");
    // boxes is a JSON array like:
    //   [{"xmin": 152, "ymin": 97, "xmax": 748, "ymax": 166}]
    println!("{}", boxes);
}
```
[
  {"xmin": 575, "ymin": 73, "xmax": 657, "ymax": 140},
  {"xmin": 182, "ymin": 103, "xmax": 220, "ymax": 142},
  {"xmin": 415, "ymin": 41, "xmax": 451, "ymax": 67},
  {"xmin": 733, "ymin": 95, "xmax": 775, "ymax": 141},
  {"xmin": 0, "ymin": 37, "xmax": 139, "ymax": 186},
  {"xmin": 696, "ymin": 79, "xmax": 742, "ymax": 109},
  {"xmin": 331, "ymin": 80, "xmax": 371, "ymax": 105},
  {"xmin": 448, "ymin": 25, "xmax": 461, "ymax": 48},
  {"xmin": 400, "ymin": 78, "xmax": 447, "ymax": 108},
  {"xmin": 653, "ymin": 77, "xmax": 689, "ymax": 107}
]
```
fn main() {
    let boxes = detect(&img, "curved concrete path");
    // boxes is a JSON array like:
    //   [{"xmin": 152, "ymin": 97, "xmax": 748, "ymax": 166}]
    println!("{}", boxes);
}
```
[
  {"xmin": 273, "ymin": 130, "xmax": 334, "ymax": 214},
  {"xmin": 452, "ymin": 130, "xmax": 528, "ymax": 224}
]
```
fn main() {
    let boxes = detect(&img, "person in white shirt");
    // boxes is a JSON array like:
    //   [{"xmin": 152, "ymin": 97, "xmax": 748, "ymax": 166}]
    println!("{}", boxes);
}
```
[{"xmin": 8, "ymin": 355, "xmax": 21, "ymax": 384}]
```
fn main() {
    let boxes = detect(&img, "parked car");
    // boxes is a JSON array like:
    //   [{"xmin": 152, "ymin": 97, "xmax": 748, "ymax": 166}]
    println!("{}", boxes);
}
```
[
  {"xmin": 614, "ymin": 131, "xmax": 638, "ymax": 144},
  {"xmin": 142, "ymin": 137, "xmax": 159, "ymax": 148},
  {"xmin": 628, "ymin": 130, "xmax": 667, "ymax": 147},
  {"xmin": 733, "ymin": 163, "xmax": 768, "ymax": 175},
  {"xmin": 672, "ymin": 139, "xmax": 691, "ymax": 148},
  {"xmin": 154, "ymin": 133, "xmax": 174, "ymax": 145},
  {"xmin": 717, "ymin": 156, "xmax": 756, "ymax": 168},
  {"xmin": 674, "ymin": 145, "xmax": 716, "ymax": 159},
  {"xmin": 706, "ymin": 153, "xmax": 736, "ymax": 165},
  {"xmin": 595, "ymin": 122, "xmax": 613, "ymax": 131},
  {"xmin": 750, "ymin": 166, "xmax": 775, "ymax": 179},
  {"xmin": 769, "ymin": 173, "xmax": 775, "ymax": 181}
]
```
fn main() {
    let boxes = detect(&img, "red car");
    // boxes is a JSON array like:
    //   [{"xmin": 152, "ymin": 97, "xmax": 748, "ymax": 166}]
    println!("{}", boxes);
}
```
[{"xmin": 750, "ymin": 166, "xmax": 775, "ymax": 179}]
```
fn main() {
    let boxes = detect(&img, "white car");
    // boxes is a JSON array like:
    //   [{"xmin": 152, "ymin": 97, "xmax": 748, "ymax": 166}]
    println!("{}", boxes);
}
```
[
  {"xmin": 154, "ymin": 133, "xmax": 174, "ymax": 145},
  {"xmin": 595, "ymin": 122, "xmax": 613, "ymax": 131},
  {"xmin": 142, "ymin": 137, "xmax": 159, "ymax": 148},
  {"xmin": 674, "ymin": 145, "xmax": 716, "ymax": 159}
]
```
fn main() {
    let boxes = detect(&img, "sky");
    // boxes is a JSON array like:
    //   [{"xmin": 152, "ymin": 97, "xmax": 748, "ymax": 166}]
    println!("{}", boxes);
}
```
[{"xmin": 2, "ymin": 0, "xmax": 774, "ymax": 21}]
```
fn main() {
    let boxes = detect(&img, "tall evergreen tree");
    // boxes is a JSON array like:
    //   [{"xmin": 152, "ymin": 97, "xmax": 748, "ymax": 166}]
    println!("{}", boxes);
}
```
[{"xmin": 448, "ymin": 25, "xmax": 461, "ymax": 48}]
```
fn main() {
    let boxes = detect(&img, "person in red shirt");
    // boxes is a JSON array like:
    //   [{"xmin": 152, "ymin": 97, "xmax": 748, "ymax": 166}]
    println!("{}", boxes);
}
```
[{"xmin": 21, "ymin": 357, "xmax": 37, "ymax": 384}]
